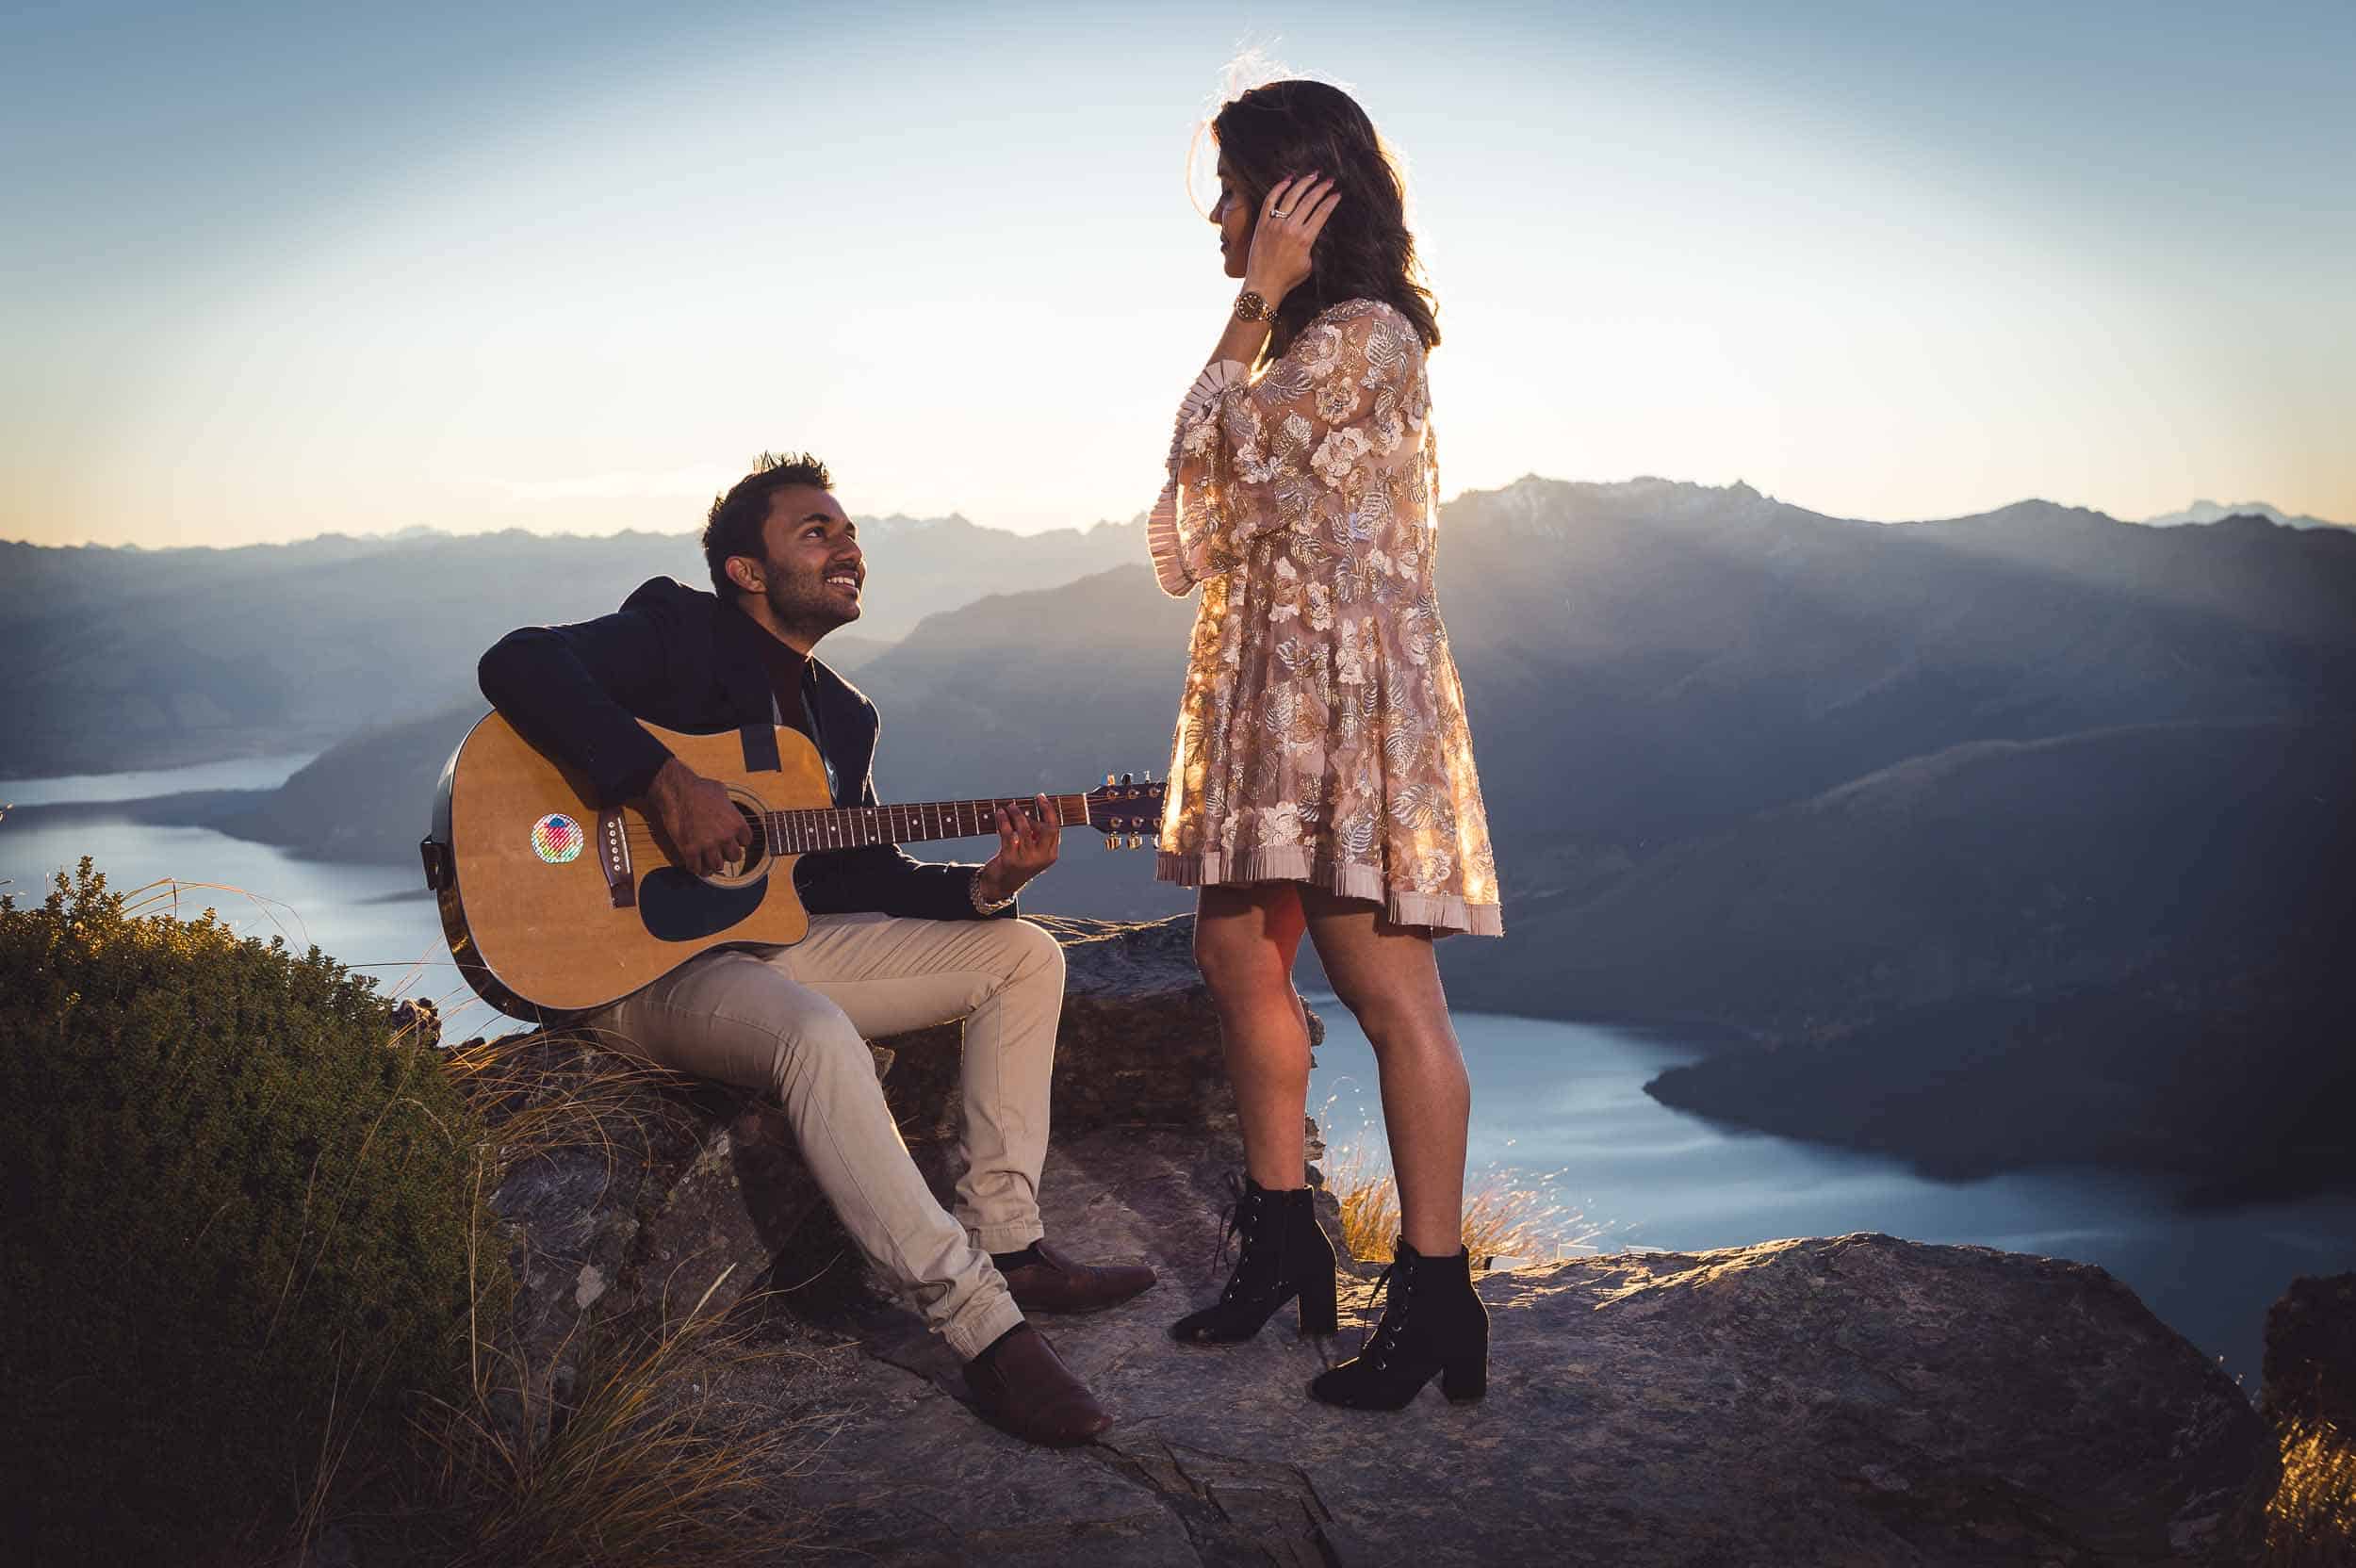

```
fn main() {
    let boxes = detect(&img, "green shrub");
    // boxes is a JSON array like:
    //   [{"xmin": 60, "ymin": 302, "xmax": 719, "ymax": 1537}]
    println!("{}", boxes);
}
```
[{"xmin": 0, "ymin": 861, "xmax": 509, "ymax": 1562}]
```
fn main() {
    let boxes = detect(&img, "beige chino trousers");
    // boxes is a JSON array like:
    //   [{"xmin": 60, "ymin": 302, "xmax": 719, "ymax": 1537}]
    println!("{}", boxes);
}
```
[{"xmin": 594, "ymin": 911, "xmax": 1064, "ymax": 1361}]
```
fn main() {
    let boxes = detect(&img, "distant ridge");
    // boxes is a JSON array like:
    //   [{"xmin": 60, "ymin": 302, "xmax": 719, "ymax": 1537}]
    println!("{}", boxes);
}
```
[
  {"xmin": 0, "ymin": 511, "xmax": 1141, "ymax": 776},
  {"xmin": 12, "ymin": 483, "xmax": 2345, "ymax": 550},
  {"xmin": 80, "ymin": 467, "xmax": 2349, "ymax": 1197},
  {"xmin": 2139, "ymin": 498, "xmax": 2348, "ymax": 531},
  {"xmin": 4, "ymin": 510, "xmax": 1151, "ymax": 556}
]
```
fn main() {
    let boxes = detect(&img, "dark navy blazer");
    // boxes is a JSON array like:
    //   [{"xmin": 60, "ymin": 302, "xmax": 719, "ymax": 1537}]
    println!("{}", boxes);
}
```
[{"xmin": 478, "ymin": 575, "xmax": 1009, "ymax": 923}]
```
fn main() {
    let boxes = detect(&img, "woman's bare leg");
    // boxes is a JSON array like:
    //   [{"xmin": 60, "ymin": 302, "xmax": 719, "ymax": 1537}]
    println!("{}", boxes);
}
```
[
  {"xmin": 1301, "ymin": 888, "xmax": 1468, "ymax": 1257},
  {"xmin": 1193, "ymin": 882, "xmax": 1312, "ymax": 1189}
]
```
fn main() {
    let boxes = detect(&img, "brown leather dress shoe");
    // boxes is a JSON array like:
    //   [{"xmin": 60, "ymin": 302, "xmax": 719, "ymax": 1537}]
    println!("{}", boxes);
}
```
[
  {"xmin": 1000, "ymin": 1240, "xmax": 1157, "ymax": 1315},
  {"xmin": 962, "ymin": 1324, "xmax": 1112, "ymax": 1447}
]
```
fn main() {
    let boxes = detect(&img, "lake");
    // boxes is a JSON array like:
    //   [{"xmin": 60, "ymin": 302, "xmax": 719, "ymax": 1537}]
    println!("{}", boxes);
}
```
[
  {"xmin": 5, "ymin": 754, "xmax": 2348, "ymax": 1393},
  {"xmin": 0, "ymin": 755, "xmax": 477, "ymax": 1025}
]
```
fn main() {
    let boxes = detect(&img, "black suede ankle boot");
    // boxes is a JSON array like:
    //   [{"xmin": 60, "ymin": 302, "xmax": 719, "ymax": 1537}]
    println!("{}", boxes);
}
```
[
  {"xmin": 1170, "ymin": 1174, "xmax": 1339, "ymax": 1345},
  {"xmin": 1306, "ymin": 1237, "xmax": 1488, "ymax": 1409}
]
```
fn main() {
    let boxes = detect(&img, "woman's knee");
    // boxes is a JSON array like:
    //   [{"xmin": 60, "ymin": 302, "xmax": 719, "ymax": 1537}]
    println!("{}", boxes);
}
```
[{"xmin": 1194, "ymin": 920, "xmax": 1284, "ymax": 1001}]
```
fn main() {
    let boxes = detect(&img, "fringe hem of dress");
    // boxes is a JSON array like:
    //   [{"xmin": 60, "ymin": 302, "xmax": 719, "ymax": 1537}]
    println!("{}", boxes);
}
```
[{"xmin": 1154, "ymin": 847, "xmax": 1504, "ymax": 939}]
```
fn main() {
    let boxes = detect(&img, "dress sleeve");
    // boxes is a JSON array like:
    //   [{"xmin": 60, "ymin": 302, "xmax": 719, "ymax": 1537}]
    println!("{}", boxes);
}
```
[{"xmin": 1147, "ymin": 302, "xmax": 1421, "ymax": 596}]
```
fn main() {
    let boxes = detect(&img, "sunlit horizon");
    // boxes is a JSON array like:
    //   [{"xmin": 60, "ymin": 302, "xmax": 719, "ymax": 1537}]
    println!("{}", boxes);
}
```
[
  {"xmin": 6, "ymin": 1, "xmax": 2349, "ymax": 550},
  {"xmin": 11, "ymin": 467, "xmax": 2346, "ymax": 556}
]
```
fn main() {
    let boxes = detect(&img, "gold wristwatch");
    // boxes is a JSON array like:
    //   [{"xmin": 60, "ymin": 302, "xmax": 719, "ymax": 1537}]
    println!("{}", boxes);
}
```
[{"xmin": 1233, "ymin": 290, "xmax": 1275, "ymax": 323}]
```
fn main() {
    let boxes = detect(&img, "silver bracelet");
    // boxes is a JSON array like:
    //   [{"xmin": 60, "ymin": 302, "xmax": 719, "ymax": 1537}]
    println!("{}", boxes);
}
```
[{"xmin": 970, "ymin": 874, "xmax": 1017, "ymax": 916}]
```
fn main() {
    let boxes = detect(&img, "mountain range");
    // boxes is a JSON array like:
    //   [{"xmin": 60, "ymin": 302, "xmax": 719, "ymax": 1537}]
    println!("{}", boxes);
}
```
[
  {"xmin": 0, "ymin": 514, "xmax": 1141, "ymax": 778},
  {"xmin": 9, "ymin": 481, "xmax": 2351, "ymax": 1198},
  {"xmin": 2138, "ymin": 498, "xmax": 2349, "ymax": 531}
]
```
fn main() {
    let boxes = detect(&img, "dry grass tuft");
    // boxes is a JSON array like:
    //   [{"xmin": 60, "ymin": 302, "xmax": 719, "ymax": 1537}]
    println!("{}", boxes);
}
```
[
  {"xmin": 398, "ymin": 1026, "xmax": 851, "ymax": 1565},
  {"xmin": 2264, "ymin": 1415, "xmax": 2356, "ymax": 1566},
  {"xmin": 1319, "ymin": 1133, "xmax": 1604, "ymax": 1267},
  {"xmin": 348, "ymin": 1026, "xmax": 845, "ymax": 1564},
  {"xmin": 405, "ymin": 1266, "xmax": 843, "ymax": 1568},
  {"xmin": 441, "ymin": 1022, "xmax": 706, "ymax": 1187}
]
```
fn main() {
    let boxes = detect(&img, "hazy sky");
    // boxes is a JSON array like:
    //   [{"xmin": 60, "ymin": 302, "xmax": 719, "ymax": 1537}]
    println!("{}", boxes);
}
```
[{"xmin": 5, "ymin": 0, "xmax": 2349, "ymax": 547}]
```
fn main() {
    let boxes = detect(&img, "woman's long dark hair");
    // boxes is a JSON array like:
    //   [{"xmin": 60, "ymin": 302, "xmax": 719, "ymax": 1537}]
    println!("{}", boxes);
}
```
[{"xmin": 1211, "ymin": 79, "xmax": 1439, "ymax": 359}]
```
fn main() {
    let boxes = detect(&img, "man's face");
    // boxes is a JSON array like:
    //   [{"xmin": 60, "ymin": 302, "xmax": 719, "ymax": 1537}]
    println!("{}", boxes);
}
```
[{"xmin": 740, "ymin": 485, "xmax": 864, "ymax": 638}]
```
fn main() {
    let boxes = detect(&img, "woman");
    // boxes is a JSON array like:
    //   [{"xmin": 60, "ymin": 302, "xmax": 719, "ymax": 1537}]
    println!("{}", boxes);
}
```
[{"xmin": 1147, "ymin": 78, "xmax": 1503, "ymax": 1412}]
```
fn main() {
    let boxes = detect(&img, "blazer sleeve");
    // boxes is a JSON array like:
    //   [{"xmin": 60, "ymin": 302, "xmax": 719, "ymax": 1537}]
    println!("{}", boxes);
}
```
[
  {"xmin": 477, "ymin": 581, "xmax": 682, "ymax": 807},
  {"xmin": 791, "ymin": 711, "xmax": 1019, "ymax": 923}
]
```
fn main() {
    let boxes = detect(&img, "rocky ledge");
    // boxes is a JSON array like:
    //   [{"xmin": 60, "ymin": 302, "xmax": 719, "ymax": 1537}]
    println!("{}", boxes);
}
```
[{"xmin": 472, "ymin": 915, "xmax": 2274, "ymax": 1566}]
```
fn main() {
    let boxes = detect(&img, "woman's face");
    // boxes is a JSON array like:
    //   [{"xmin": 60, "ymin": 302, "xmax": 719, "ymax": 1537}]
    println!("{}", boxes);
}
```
[{"xmin": 1210, "ymin": 155, "xmax": 1252, "ymax": 280}]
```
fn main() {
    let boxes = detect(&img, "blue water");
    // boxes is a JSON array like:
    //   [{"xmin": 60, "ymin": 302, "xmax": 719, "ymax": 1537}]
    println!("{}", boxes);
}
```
[
  {"xmin": 0, "ymin": 752, "xmax": 316, "ymax": 805},
  {"xmin": 0, "ymin": 754, "xmax": 493, "ymax": 1034},
  {"xmin": 5, "ymin": 756, "xmax": 2347, "ymax": 1392},
  {"xmin": 1305, "ymin": 1000, "xmax": 2356, "ymax": 1396}
]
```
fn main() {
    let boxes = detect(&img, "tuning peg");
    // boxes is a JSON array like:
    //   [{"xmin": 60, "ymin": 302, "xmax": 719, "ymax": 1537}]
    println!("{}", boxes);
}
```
[
  {"xmin": 1121, "ymin": 772, "xmax": 1133, "ymax": 786},
  {"xmin": 1103, "ymin": 835, "xmax": 1118, "ymax": 850},
  {"xmin": 1105, "ymin": 772, "xmax": 1116, "ymax": 787},
  {"xmin": 1145, "ymin": 769, "xmax": 1154, "ymax": 783},
  {"xmin": 1127, "ymin": 833, "xmax": 1143, "ymax": 849}
]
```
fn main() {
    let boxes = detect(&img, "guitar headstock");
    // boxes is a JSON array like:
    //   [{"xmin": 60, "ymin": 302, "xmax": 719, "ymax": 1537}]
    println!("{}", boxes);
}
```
[{"xmin": 1086, "ymin": 771, "xmax": 1168, "ymax": 850}]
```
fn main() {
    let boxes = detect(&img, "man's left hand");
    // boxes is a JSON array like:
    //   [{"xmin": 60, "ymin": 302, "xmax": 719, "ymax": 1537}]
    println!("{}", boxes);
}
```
[{"xmin": 976, "ymin": 793, "xmax": 1060, "ymax": 904}]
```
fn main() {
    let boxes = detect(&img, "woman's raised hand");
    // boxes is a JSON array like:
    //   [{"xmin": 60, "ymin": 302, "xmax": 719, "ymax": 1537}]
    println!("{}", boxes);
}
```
[{"xmin": 1243, "ymin": 173, "xmax": 1341, "ymax": 302}]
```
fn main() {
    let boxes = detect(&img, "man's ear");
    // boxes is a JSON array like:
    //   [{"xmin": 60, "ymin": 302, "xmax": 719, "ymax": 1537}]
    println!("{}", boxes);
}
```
[{"xmin": 727, "ymin": 555, "xmax": 763, "ymax": 595}]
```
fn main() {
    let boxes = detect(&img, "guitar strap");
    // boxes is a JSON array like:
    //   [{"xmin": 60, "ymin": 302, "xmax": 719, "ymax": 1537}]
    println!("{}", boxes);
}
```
[
  {"xmin": 740, "ymin": 721, "xmax": 780, "ymax": 775},
  {"xmin": 777, "ymin": 669, "xmax": 840, "ymax": 801}
]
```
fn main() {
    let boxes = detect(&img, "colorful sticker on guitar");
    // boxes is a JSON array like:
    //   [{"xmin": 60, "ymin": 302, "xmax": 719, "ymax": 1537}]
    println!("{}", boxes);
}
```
[{"xmin": 532, "ymin": 813, "xmax": 584, "ymax": 864}]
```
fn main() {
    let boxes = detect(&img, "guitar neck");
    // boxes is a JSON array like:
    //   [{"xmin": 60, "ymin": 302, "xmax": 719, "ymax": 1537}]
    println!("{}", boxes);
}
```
[{"xmin": 763, "ymin": 793, "xmax": 1094, "ymax": 855}]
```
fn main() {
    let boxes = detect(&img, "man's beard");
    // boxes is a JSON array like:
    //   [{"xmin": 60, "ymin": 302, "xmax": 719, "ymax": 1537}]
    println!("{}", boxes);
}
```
[{"xmin": 763, "ymin": 568, "xmax": 859, "ymax": 640}]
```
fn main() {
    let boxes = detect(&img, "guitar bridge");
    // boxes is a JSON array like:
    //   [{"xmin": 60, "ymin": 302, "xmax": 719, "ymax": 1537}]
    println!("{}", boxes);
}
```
[{"xmin": 598, "ymin": 808, "xmax": 636, "ymax": 908}]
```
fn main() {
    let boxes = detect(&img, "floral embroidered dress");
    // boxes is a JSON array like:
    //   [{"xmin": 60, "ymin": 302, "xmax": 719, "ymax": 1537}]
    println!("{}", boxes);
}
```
[{"xmin": 1146, "ymin": 297, "xmax": 1502, "ymax": 937}]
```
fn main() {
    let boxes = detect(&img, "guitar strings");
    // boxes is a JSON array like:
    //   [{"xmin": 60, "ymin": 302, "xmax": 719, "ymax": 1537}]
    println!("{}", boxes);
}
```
[{"xmin": 607, "ymin": 792, "xmax": 1151, "ymax": 857}]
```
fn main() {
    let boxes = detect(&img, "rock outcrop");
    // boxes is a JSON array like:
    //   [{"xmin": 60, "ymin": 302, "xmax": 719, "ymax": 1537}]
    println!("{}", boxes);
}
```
[
  {"xmin": 794, "ymin": 1168, "xmax": 2264, "ymax": 1565},
  {"xmin": 476, "ymin": 915, "xmax": 1323, "ymax": 1420},
  {"xmin": 2230, "ymin": 1271, "xmax": 2356, "ymax": 1564},
  {"xmin": 2265, "ymin": 1272, "xmax": 2356, "ymax": 1438},
  {"xmin": 473, "ymin": 915, "xmax": 2271, "ymax": 1565}
]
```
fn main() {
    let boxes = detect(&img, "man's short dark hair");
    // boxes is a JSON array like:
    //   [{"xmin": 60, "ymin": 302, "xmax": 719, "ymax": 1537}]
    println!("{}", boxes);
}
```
[{"xmin": 703, "ymin": 450, "xmax": 833, "ymax": 598}]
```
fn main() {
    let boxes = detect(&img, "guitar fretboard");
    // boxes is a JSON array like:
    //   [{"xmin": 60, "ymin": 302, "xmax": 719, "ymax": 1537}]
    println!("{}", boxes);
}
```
[{"xmin": 764, "ymin": 794, "xmax": 1092, "ymax": 856}]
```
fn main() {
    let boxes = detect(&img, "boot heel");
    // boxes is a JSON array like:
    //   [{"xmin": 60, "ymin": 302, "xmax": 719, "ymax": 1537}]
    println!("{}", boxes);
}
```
[
  {"xmin": 1440, "ymin": 1353, "xmax": 1486, "ymax": 1403},
  {"xmin": 1297, "ymin": 1269, "xmax": 1338, "ymax": 1335}
]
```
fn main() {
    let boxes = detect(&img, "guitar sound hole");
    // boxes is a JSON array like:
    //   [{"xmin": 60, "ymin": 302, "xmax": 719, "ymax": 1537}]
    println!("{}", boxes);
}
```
[
  {"xmin": 705, "ymin": 799, "xmax": 769, "ymax": 885},
  {"xmin": 639, "ymin": 798, "xmax": 771, "ymax": 942}
]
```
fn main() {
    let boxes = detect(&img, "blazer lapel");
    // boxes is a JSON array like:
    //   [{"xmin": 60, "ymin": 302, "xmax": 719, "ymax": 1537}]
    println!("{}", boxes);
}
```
[
  {"xmin": 805, "ymin": 657, "xmax": 878, "ymax": 805},
  {"xmin": 713, "ymin": 601, "xmax": 782, "ymax": 726}
]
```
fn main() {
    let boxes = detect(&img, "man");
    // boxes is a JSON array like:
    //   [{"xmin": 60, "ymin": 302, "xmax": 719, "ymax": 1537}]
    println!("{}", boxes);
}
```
[{"xmin": 478, "ymin": 450, "xmax": 1152, "ymax": 1447}]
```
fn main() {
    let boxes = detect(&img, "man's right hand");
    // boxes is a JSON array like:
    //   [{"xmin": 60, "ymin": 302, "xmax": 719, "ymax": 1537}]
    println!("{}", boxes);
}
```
[{"xmin": 646, "ymin": 756, "xmax": 752, "ymax": 876}]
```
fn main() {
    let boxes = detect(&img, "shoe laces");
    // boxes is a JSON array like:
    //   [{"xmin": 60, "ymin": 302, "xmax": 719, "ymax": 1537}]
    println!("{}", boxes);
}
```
[
  {"xmin": 1357, "ymin": 1256, "xmax": 1417, "ymax": 1369},
  {"xmin": 1209, "ymin": 1174, "xmax": 1276, "ymax": 1303}
]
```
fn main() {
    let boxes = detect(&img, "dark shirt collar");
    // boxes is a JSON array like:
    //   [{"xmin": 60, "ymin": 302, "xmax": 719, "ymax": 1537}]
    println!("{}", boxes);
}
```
[
  {"xmin": 749, "ymin": 619, "xmax": 810, "ymax": 686},
  {"xmin": 719, "ymin": 597, "xmax": 813, "ymax": 673},
  {"xmin": 718, "ymin": 596, "xmax": 823, "ymax": 733}
]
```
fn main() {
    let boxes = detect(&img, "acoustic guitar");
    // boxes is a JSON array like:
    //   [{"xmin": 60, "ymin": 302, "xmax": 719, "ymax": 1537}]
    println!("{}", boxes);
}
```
[{"xmin": 420, "ymin": 711, "xmax": 1168, "ymax": 1021}]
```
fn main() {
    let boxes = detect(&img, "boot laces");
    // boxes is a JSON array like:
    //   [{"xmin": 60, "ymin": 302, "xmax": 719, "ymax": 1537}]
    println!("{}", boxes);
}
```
[
  {"xmin": 1357, "ymin": 1258, "xmax": 1416, "ymax": 1369},
  {"xmin": 1209, "ymin": 1173, "xmax": 1274, "ymax": 1303}
]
